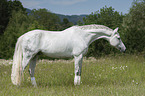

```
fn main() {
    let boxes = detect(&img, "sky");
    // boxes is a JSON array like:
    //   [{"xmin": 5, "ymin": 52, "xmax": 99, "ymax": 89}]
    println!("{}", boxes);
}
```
[{"xmin": 20, "ymin": 0, "xmax": 133, "ymax": 15}]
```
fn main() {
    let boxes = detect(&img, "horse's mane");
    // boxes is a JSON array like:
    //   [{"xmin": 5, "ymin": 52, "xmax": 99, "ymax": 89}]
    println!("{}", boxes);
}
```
[{"xmin": 76, "ymin": 24, "xmax": 113, "ymax": 31}]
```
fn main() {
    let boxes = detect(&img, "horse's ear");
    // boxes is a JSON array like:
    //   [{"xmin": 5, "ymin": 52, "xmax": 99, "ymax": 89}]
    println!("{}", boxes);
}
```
[
  {"xmin": 112, "ymin": 27, "xmax": 119, "ymax": 36},
  {"xmin": 114, "ymin": 27, "xmax": 119, "ymax": 32}
]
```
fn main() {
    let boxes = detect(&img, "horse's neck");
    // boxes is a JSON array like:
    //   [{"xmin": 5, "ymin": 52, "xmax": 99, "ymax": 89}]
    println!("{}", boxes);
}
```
[{"xmin": 83, "ymin": 29, "xmax": 112, "ymax": 46}]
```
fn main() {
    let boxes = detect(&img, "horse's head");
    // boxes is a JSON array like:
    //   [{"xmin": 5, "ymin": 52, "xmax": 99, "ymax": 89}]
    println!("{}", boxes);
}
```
[{"xmin": 110, "ymin": 28, "xmax": 126, "ymax": 52}]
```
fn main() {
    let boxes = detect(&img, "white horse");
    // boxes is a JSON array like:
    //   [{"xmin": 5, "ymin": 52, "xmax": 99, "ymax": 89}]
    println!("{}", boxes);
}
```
[{"xmin": 11, "ymin": 24, "xmax": 126, "ymax": 87}]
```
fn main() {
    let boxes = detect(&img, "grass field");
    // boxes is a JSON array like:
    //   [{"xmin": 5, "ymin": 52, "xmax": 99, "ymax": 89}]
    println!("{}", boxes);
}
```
[{"xmin": 0, "ymin": 54, "xmax": 145, "ymax": 96}]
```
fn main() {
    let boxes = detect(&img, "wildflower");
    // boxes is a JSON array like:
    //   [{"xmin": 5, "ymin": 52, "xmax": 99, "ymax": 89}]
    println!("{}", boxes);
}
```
[
  {"xmin": 99, "ymin": 74, "xmax": 101, "ymax": 77},
  {"xmin": 9, "ymin": 62, "xmax": 12, "ymax": 65},
  {"xmin": 122, "ymin": 66, "xmax": 125, "ymax": 70},
  {"xmin": 112, "ymin": 67, "xmax": 114, "ymax": 70},
  {"xmin": 112, "ymin": 67, "xmax": 117, "ymax": 70},
  {"xmin": 136, "ymin": 82, "xmax": 139, "ymax": 85}
]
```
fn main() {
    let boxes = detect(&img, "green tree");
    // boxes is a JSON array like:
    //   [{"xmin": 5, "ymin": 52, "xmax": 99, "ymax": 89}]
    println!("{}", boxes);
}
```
[
  {"xmin": 0, "ymin": 10, "xmax": 32, "ymax": 58},
  {"xmin": 0, "ymin": 0, "xmax": 9, "ymax": 35},
  {"xmin": 7, "ymin": 0, "xmax": 25, "ymax": 12},
  {"xmin": 63, "ymin": 18, "xmax": 69, "ymax": 24},
  {"xmin": 61, "ymin": 18, "xmax": 73, "ymax": 30},
  {"xmin": 0, "ymin": 0, "xmax": 25, "ymax": 35},
  {"xmin": 83, "ymin": 6, "xmax": 124, "ymax": 29},
  {"xmin": 77, "ymin": 20, "xmax": 83, "ymax": 25},
  {"xmin": 122, "ymin": 0, "xmax": 145, "ymax": 53},
  {"xmin": 83, "ymin": 6, "xmax": 124, "ymax": 57},
  {"xmin": 30, "ymin": 9, "xmax": 61, "ymax": 30}
]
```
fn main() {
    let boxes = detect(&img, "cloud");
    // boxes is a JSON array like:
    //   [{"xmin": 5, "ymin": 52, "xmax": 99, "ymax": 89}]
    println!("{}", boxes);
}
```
[
  {"xmin": 20, "ymin": 0, "xmax": 88, "ymax": 9},
  {"xmin": 20, "ymin": 0, "xmax": 42, "ymax": 9},
  {"xmin": 49, "ymin": 0, "xmax": 88, "ymax": 5}
]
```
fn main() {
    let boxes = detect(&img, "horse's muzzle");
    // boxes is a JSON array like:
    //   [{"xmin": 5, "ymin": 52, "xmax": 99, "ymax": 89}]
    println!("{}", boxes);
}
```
[{"xmin": 120, "ymin": 47, "xmax": 126, "ymax": 53}]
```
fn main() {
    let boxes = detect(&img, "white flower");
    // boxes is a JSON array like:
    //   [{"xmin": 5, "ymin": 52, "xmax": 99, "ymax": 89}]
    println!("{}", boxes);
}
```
[
  {"xmin": 112, "ymin": 67, "xmax": 114, "ymax": 70},
  {"xmin": 122, "ymin": 66, "xmax": 125, "ymax": 70},
  {"xmin": 99, "ymin": 74, "xmax": 101, "ymax": 77}
]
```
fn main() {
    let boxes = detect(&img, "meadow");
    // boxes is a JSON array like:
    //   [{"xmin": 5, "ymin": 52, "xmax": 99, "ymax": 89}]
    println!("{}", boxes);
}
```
[{"xmin": 0, "ymin": 54, "xmax": 145, "ymax": 96}]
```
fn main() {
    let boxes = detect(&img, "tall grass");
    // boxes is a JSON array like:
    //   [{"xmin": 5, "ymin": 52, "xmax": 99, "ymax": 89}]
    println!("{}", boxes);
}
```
[{"xmin": 0, "ymin": 54, "xmax": 144, "ymax": 96}]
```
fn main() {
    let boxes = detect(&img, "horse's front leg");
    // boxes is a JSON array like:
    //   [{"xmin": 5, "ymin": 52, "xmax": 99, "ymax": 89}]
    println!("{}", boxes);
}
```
[{"xmin": 74, "ymin": 54, "xmax": 83, "ymax": 85}]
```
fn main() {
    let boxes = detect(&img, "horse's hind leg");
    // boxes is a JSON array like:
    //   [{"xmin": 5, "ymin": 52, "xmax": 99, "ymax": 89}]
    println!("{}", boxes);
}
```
[
  {"xmin": 21, "ymin": 49, "xmax": 37, "ymax": 85},
  {"xmin": 29, "ymin": 56, "xmax": 37, "ymax": 87}
]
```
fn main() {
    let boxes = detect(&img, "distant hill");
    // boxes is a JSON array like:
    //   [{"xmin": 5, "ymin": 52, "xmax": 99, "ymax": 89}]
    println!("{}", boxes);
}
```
[
  {"xmin": 56, "ymin": 13, "xmax": 87, "ymax": 24},
  {"xmin": 26, "ymin": 8, "xmax": 87, "ymax": 24},
  {"xmin": 26, "ymin": 8, "xmax": 31, "ymax": 14}
]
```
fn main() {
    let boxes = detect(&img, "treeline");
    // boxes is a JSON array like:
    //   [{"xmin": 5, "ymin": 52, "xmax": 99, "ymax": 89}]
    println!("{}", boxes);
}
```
[{"xmin": 0, "ymin": 0, "xmax": 144, "ymax": 59}]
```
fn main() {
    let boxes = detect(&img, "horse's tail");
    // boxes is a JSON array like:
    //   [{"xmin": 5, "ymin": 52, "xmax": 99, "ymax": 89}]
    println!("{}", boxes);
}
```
[{"xmin": 11, "ymin": 36, "xmax": 23, "ymax": 85}]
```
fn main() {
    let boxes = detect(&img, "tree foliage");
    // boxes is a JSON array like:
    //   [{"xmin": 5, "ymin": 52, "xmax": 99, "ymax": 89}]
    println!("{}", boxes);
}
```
[
  {"xmin": 61, "ymin": 18, "xmax": 73, "ymax": 30},
  {"xmin": 0, "ymin": 10, "xmax": 31, "ymax": 58},
  {"xmin": 122, "ymin": 0, "xmax": 145, "ymax": 53},
  {"xmin": 0, "ymin": 0, "xmax": 9, "ymax": 35},
  {"xmin": 83, "ymin": 6, "xmax": 124, "ymax": 29},
  {"xmin": 30, "ymin": 9, "xmax": 61, "ymax": 30},
  {"xmin": 0, "ymin": 0, "xmax": 25, "ymax": 35}
]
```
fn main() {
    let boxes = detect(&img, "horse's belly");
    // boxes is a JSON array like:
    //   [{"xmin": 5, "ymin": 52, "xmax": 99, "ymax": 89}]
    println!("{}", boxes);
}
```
[
  {"xmin": 40, "ymin": 38, "xmax": 74, "ymax": 58},
  {"xmin": 42, "ymin": 51, "xmax": 73, "ymax": 58},
  {"xmin": 41, "ymin": 45, "xmax": 73, "ymax": 58}
]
